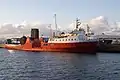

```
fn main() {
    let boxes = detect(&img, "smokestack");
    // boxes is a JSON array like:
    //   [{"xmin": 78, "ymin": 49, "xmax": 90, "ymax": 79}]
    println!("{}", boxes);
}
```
[{"xmin": 31, "ymin": 28, "xmax": 39, "ymax": 39}]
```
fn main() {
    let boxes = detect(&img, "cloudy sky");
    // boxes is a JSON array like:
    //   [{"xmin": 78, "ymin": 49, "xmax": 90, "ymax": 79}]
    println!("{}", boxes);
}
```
[{"xmin": 0, "ymin": 0, "xmax": 120, "ymax": 38}]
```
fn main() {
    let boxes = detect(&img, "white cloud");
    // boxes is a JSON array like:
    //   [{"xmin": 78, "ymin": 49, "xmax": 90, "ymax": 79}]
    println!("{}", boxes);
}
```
[
  {"xmin": 0, "ymin": 21, "xmax": 62, "ymax": 38},
  {"xmin": 1, "ymin": 16, "xmax": 120, "ymax": 38},
  {"xmin": 68, "ymin": 16, "xmax": 120, "ymax": 35},
  {"xmin": 0, "ymin": 23, "xmax": 49, "ymax": 38}
]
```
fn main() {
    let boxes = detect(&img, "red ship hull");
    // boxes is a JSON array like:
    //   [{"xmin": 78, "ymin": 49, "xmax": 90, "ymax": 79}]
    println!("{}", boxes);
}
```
[
  {"xmin": 26, "ymin": 43, "xmax": 97, "ymax": 53},
  {"xmin": 4, "ymin": 41, "xmax": 97, "ymax": 53}
]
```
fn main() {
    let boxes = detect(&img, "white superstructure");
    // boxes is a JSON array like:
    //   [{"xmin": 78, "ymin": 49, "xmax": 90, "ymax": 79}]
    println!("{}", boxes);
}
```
[
  {"xmin": 48, "ymin": 27, "xmax": 96, "ymax": 43},
  {"xmin": 47, "ymin": 18, "xmax": 97, "ymax": 43}
]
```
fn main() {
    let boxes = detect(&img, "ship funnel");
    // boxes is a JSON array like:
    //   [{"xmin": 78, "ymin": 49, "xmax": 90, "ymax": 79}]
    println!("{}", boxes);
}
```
[{"xmin": 31, "ymin": 28, "xmax": 39, "ymax": 39}]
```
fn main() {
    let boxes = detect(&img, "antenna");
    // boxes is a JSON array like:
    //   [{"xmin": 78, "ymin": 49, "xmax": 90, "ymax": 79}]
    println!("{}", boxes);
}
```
[{"xmin": 54, "ymin": 14, "xmax": 57, "ymax": 36}]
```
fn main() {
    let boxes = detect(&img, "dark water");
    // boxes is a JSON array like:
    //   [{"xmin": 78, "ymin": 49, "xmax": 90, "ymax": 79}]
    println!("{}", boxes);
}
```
[{"xmin": 0, "ymin": 49, "xmax": 120, "ymax": 80}]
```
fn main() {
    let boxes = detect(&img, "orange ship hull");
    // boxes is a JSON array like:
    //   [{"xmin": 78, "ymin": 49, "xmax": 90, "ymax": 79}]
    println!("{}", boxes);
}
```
[{"xmin": 4, "ymin": 41, "xmax": 97, "ymax": 53}]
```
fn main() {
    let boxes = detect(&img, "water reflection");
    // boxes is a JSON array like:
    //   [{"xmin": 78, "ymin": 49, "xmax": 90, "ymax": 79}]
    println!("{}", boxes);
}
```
[
  {"xmin": 0, "ymin": 49, "xmax": 120, "ymax": 80},
  {"xmin": 8, "ymin": 50, "xmax": 15, "ymax": 54}
]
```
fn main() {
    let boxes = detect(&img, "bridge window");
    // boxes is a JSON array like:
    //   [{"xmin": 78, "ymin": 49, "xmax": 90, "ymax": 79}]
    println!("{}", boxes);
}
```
[
  {"xmin": 63, "ymin": 39, "xmax": 64, "ymax": 41},
  {"xmin": 59, "ymin": 39, "xmax": 61, "ymax": 41},
  {"xmin": 71, "ymin": 39, "xmax": 73, "ymax": 41},
  {"xmin": 74, "ymin": 39, "xmax": 76, "ymax": 40},
  {"xmin": 66, "ymin": 39, "xmax": 67, "ymax": 41},
  {"xmin": 68, "ymin": 39, "xmax": 70, "ymax": 41}
]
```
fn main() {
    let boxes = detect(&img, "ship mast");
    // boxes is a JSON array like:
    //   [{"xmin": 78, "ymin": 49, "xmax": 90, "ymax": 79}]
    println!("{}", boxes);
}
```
[
  {"xmin": 86, "ymin": 24, "xmax": 94, "ymax": 36},
  {"xmin": 54, "ymin": 14, "xmax": 57, "ymax": 36},
  {"xmin": 76, "ymin": 18, "xmax": 81, "ymax": 30},
  {"xmin": 87, "ymin": 24, "xmax": 90, "ymax": 34},
  {"xmin": 48, "ymin": 24, "xmax": 52, "ymax": 37}
]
